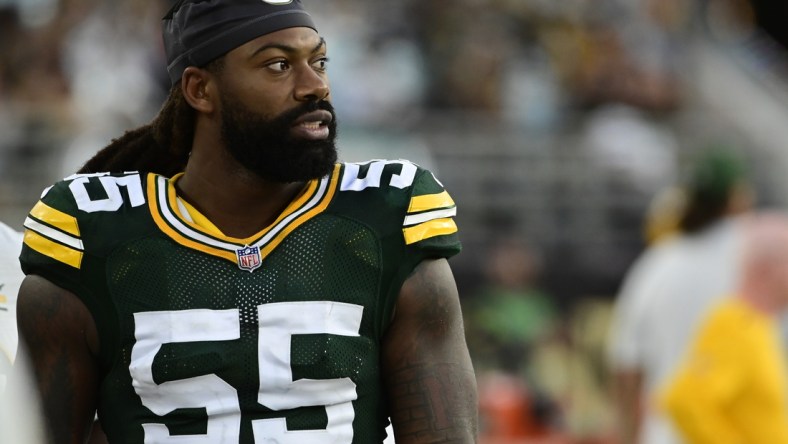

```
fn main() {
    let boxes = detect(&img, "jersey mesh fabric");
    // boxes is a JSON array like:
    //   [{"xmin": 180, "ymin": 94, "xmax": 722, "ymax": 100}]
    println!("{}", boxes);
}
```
[{"xmin": 99, "ymin": 215, "xmax": 384, "ymax": 442}]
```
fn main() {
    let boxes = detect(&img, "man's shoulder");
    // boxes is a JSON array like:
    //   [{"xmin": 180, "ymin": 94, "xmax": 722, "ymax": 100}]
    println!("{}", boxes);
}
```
[
  {"xmin": 331, "ymin": 160, "xmax": 460, "ymax": 253},
  {"xmin": 30, "ymin": 171, "xmax": 150, "ymax": 217},
  {"xmin": 334, "ymin": 159, "xmax": 450, "ymax": 207},
  {"xmin": 24, "ymin": 171, "xmax": 151, "ymax": 238},
  {"xmin": 20, "ymin": 172, "xmax": 153, "ymax": 272}
]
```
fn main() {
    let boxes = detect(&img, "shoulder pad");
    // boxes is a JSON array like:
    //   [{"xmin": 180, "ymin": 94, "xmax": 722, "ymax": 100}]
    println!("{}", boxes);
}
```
[
  {"xmin": 336, "ymin": 160, "xmax": 461, "ymax": 255},
  {"xmin": 21, "ymin": 172, "xmax": 147, "ymax": 270}
]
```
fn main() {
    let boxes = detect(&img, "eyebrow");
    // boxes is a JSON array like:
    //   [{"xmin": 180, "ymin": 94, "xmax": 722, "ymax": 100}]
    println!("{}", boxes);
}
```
[{"xmin": 250, "ymin": 37, "xmax": 326, "ymax": 59}]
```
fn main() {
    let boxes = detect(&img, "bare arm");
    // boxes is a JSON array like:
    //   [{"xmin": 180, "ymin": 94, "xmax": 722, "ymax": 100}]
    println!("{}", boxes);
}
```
[
  {"xmin": 611, "ymin": 368, "xmax": 644, "ymax": 444},
  {"xmin": 15, "ymin": 274, "xmax": 100, "ymax": 444},
  {"xmin": 382, "ymin": 258, "xmax": 478, "ymax": 443}
]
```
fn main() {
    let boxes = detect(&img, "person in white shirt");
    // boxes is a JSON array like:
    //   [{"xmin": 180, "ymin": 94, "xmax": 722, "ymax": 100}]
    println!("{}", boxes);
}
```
[
  {"xmin": 607, "ymin": 147, "xmax": 754, "ymax": 444},
  {"xmin": 0, "ymin": 221, "xmax": 45, "ymax": 444},
  {"xmin": 0, "ymin": 221, "xmax": 24, "ymax": 388}
]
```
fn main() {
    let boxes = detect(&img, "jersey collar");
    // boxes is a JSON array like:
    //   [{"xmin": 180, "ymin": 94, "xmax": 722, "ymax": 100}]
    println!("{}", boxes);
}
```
[{"xmin": 147, "ymin": 165, "xmax": 341, "ymax": 265}]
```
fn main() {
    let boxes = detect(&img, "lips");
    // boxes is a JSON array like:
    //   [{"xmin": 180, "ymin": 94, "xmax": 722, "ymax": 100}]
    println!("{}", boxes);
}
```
[
  {"xmin": 290, "ymin": 109, "xmax": 333, "ymax": 140},
  {"xmin": 293, "ymin": 110, "xmax": 332, "ymax": 127}
]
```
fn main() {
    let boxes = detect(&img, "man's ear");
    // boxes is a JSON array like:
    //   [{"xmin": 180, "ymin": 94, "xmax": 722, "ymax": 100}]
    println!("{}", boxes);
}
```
[{"xmin": 181, "ymin": 66, "xmax": 216, "ymax": 113}]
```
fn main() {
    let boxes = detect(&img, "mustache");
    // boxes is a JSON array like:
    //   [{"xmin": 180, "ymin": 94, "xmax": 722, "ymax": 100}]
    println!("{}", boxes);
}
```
[{"xmin": 276, "ymin": 100, "xmax": 336, "ymax": 126}]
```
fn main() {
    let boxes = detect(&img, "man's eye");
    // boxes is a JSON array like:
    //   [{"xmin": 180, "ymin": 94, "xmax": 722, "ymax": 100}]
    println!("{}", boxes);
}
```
[
  {"xmin": 267, "ymin": 61, "xmax": 289, "ymax": 72},
  {"xmin": 312, "ymin": 57, "xmax": 329, "ymax": 71}
]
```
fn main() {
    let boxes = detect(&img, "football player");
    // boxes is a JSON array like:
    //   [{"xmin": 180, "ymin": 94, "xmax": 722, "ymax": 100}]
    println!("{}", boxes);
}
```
[{"xmin": 16, "ymin": 1, "xmax": 478, "ymax": 443}]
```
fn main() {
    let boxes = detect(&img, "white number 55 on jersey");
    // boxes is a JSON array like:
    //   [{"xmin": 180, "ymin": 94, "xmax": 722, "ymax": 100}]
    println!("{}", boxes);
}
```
[{"xmin": 130, "ymin": 301, "xmax": 362, "ymax": 443}]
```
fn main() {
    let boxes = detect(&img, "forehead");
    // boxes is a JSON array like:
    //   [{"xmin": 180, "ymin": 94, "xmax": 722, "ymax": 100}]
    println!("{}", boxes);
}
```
[{"xmin": 229, "ymin": 27, "xmax": 325, "ymax": 59}]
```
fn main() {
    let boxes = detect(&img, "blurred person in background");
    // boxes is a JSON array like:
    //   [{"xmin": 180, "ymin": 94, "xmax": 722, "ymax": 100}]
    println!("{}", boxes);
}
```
[
  {"xmin": 659, "ymin": 211, "xmax": 788, "ymax": 444},
  {"xmin": 465, "ymin": 236, "xmax": 569, "ymax": 442},
  {"xmin": 0, "ymin": 220, "xmax": 44, "ymax": 444},
  {"xmin": 466, "ymin": 236, "xmax": 559, "ymax": 378},
  {"xmin": 606, "ymin": 146, "xmax": 754, "ymax": 444},
  {"xmin": 4, "ymin": 221, "xmax": 99, "ymax": 443},
  {"xmin": 0, "ymin": 221, "xmax": 23, "ymax": 390},
  {"xmin": 1, "ymin": 220, "xmax": 108, "ymax": 443},
  {"xmin": 1, "ymin": 344, "xmax": 46, "ymax": 444},
  {"xmin": 14, "ymin": 1, "xmax": 477, "ymax": 443}
]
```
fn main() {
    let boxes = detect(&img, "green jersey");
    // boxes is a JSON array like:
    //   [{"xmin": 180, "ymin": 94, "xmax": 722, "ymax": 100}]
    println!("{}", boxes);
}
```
[{"xmin": 20, "ymin": 160, "xmax": 460, "ymax": 444}]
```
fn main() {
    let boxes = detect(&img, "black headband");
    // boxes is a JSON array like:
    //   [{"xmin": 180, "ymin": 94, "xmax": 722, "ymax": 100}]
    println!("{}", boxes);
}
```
[{"xmin": 163, "ymin": 0, "xmax": 317, "ymax": 85}]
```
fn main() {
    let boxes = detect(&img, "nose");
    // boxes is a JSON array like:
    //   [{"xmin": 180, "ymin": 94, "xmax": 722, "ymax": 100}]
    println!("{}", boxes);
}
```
[{"xmin": 294, "ymin": 66, "xmax": 330, "ymax": 102}]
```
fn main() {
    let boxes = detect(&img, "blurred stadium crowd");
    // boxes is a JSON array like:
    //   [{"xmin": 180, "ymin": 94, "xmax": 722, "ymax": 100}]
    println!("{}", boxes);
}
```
[{"xmin": 2, "ymin": 0, "xmax": 788, "ymax": 442}]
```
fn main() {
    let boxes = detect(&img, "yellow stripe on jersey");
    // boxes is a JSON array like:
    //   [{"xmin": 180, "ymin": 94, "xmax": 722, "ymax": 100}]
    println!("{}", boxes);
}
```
[
  {"xmin": 177, "ymin": 197, "xmax": 226, "ymax": 237},
  {"xmin": 408, "ymin": 191, "xmax": 455, "ymax": 213},
  {"xmin": 259, "ymin": 164, "xmax": 341, "ymax": 259},
  {"xmin": 147, "ymin": 174, "xmax": 238, "ymax": 263},
  {"xmin": 23, "ymin": 230, "xmax": 83, "ymax": 269},
  {"xmin": 0, "ymin": 295, "xmax": 6, "ymax": 304},
  {"xmin": 402, "ymin": 218, "xmax": 458, "ymax": 245},
  {"xmin": 29, "ymin": 201, "xmax": 80, "ymax": 237}
]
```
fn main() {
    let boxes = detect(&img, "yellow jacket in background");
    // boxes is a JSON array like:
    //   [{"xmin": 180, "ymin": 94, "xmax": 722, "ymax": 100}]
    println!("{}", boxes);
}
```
[{"xmin": 659, "ymin": 297, "xmax": 788, "ymax": 444}]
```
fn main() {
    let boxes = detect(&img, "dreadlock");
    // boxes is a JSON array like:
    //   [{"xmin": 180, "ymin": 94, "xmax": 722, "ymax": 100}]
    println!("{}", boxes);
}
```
[
  {"xmin": 77, "ymin": 58, "xmax": 226, "ymax": 176},
  {"xmin": 77, "ymin": 85, "xmax": 194, "ymax": 176}
]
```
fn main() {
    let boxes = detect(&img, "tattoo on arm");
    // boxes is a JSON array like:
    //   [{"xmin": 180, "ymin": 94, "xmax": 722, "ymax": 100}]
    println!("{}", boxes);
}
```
[
  {"xmin": 384, "ymin": 259, "xmax": 478, "ymax": 443},
  {"xmin": 16, "ymin": 275, "xmax": 99, "ymax": 444},
  {"xmin": 387, "ymin": 363, "xmax": 478, "ymax": 442}
]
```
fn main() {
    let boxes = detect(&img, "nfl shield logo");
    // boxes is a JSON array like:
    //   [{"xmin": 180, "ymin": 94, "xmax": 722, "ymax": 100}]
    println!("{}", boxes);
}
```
[{"xmin": 236, "ymin": 245, "xmax": 262, "ymax": 272}]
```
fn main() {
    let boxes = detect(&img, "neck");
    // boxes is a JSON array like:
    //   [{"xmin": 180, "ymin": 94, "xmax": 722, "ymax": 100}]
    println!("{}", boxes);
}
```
[
  {"xmin": 738, "ymin": 284, "xmax": 783, "ymax": 317},
  {"xmin": 177, "ymin": 142, "xmax": 306, "ymax": 239}
]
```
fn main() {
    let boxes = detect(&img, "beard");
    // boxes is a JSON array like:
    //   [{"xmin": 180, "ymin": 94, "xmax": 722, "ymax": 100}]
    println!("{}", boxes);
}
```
[{"xmin": 220, "ymin": 97, "xmax": 338, "ymax": 183}]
